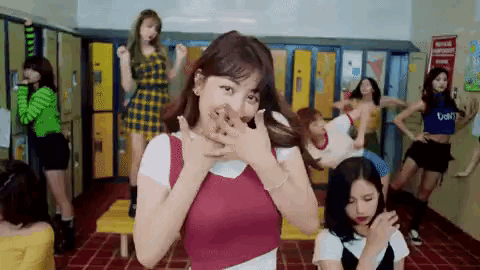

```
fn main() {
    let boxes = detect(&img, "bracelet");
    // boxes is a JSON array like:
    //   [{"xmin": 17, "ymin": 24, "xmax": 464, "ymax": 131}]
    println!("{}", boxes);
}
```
[{"xmin": 264, "ymin": 174, "xmax": 289, "ymax": 192}]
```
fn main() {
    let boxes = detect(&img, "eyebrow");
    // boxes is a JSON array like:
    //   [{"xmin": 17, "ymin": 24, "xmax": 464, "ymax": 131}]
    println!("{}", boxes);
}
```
[{"xmin": 350, "ymin": 193, "xmax": 374, "ymax": 200}]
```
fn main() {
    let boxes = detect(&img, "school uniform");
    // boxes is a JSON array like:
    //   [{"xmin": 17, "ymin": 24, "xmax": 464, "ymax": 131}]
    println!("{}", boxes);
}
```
[
  {"xmin": 138, "ymin": 112, "xmax": 294, "ymax": 270},
  {"xmin": 313, "ymin": 229, "xmax": 409, "ymax": 270}
]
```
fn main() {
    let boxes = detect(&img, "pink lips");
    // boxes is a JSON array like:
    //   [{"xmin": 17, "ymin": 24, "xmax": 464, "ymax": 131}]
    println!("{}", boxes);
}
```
[{"xmin": 355, "ymin": 216, "xmax": 368, "ymax": 223}]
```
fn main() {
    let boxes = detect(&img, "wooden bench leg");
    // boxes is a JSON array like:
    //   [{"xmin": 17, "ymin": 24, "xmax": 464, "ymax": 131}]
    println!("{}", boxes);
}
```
[{"xmin": 120, "ymin": 234, "xmax": 129, "ymax": 258}]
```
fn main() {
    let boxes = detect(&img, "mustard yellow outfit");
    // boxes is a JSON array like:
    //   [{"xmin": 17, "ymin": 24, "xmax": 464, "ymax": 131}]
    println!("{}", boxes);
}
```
[
  {"xmin": 351, "ymin": 100, "xmax": 382, "ymax": 156},
  {"xmin": 0, "ymin": 224, "xmax": 55, "ymax": 270}
]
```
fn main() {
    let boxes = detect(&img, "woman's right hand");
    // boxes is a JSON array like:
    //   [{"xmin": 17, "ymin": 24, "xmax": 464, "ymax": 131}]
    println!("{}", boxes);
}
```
[
  {"xmin": 117, "ymin": 46, "xmax": 130, "ymax": 63},
  {"xmin": 24, "ymin": 19, "xmax": 32, "ymax": 26},
  {"xmin": 178, "ymin": 115, "xmax": 224, "ymax": 174},
  {"xmin": 414, "ymin": 132, "xmax": 428, "ymax": 143},
  {"xmin": 365, "ymin": 211, "xmax": 399, "ymax": 255}
]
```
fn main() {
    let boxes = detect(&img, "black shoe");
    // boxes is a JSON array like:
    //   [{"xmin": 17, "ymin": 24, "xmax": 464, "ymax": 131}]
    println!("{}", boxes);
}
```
[
  {"xmin": 52, "ymin": 214, "xmax": 65, "ymax": 254},
  {"xmin": 61, "ymin": 218, "xmax": 76, "ymax": 251},
  {"xmin": 129, "ymin": 202, "xmax": 137, "ymax": 218}
]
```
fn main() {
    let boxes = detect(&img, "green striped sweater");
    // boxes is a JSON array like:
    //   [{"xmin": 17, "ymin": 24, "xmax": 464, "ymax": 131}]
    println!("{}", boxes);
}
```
[
  {"xmin": 25, "ymin": 25, "xmax": 36, "ymax": 57},
  {"xmin": 17, "ymin": 85, "xmax": 61, "ymax": 137}
]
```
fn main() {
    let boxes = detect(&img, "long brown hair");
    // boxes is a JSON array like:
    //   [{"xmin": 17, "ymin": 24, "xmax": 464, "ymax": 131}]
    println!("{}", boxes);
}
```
[
  {"xmin": 127, "ymin": 9, "xmax": 166, "ymax": 70},
  {"xmin": 162, "ymin": 30, "xmax": 321, "ymax": 171},
  {"xmin": 296, "ymin": 107, "xmax": 322, "ymax": 146},
  {"xmin": 23, "ymin": 56, "xmax": 57, "ymax": 93}
]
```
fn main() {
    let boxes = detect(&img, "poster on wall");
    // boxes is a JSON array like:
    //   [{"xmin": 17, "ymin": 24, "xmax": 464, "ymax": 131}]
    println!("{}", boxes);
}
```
[
  {"xmin": 427, "ymin": 35, "xmax": 457, "ymax": 90},
  {"xmin": 464, "ymin": 40, "xmax": 480, "ymax": 92}
]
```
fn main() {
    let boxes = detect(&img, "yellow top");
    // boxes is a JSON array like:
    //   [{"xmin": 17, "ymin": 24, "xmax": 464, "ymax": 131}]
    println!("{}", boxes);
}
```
[
  {"xmin": 351, "ymin": 100, "xmax": 382, "ymax": 133},
  {"xmin": 0, "ymin": 223, "xmax": 55, "ymax": 270}
]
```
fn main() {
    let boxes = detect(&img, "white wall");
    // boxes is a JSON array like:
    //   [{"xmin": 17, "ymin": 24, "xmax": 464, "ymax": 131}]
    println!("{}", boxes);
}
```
[
  {"xmin": 76, "ymin": 0, "xmax": 413, "ymax": 40},
  {"xmin": 1, "ymin": 0, "xmax": 77, "ymax": 28}
]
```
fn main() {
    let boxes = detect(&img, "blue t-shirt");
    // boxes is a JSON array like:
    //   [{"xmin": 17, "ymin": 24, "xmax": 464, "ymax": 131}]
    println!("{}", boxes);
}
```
[{"xmin": 423, "ymin": 94, "xmax": 459, "ymax": 135}]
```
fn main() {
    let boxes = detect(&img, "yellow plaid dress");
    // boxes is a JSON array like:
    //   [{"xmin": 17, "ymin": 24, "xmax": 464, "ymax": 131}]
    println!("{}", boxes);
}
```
[{"xmin": 125, "ymin": 52, "xmax": 169, "ymax": 141}]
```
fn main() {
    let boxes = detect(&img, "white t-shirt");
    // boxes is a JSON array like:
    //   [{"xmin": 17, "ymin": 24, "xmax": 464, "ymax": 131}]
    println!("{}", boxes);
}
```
[
  {"xmin": 306, "ymin": 114, "xmax": 364, "ymax": 168},
  {"xmin": 313, "ymin": 229, "xmax": 409, "ymax": 267},
  {"xmin": 138, "ymin": 111, "xmax": 294, "ymax": 270}
]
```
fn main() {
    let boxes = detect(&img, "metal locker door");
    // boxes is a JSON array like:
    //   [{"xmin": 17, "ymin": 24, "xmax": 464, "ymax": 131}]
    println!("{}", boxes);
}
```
[
  {"xmin": 43, "ymin": 29, "xmax": 58, "ymax": 84},
  {"xmin": 91, "ymin": 42, "xmax": 113, "ymax": 111},
  {"xmin": 61, "ymin": 121, "xmax": 74, "ymax": 201},
  {"xmin": 291, "ymin": 50, "xmax": 312, "ymax": 112},
  {"xmin": 72, "ymin": 118, "xmax": 83, "ymax": 198},
  {"xmin": 58, "ymin": 33, "xmax": 74, "ymax": 121},
  {"xmin": 93, "ymin": 112, "xmax": 114, "ymax": 179},
  {"xmin": 8, "ymin": 22, "xmax": 28, "ymax": 163},
  {"xmin": 71, "ymin": 36, "xmax": 82, "ymax": 118},
  {"xmin": 271, "ymin": 49, "xmax": 288, "ymax": 99},
  {"xmin": 0, "ymin": 19, "xmax": 7, "ymax": 160},
  {"xmin": 310, "ymin": 51, "xmax": 337, "ymax": 185}
]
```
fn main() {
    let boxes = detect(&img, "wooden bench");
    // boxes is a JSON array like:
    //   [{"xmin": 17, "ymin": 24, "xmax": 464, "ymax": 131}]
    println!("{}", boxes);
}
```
[
  {"xmin": 96, "ymin": 200, "xmax": 134, "ymax": 258},
  {"xmin": 96, "ymin": 200, "xmax": 325, "ymax": 258}
]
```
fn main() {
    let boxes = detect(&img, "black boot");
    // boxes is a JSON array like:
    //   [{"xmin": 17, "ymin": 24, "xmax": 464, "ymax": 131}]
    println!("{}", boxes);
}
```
[
  {"xmin": 129, "ymin": 186, "xmax": 138, "ymax": 218},
  {"xmin": 53, "ymin": 214, "xmax": 65, "ymax": 254},
  {"xmin": 61, "ymin": 218, "xmax": 76, "ymax": 251}
]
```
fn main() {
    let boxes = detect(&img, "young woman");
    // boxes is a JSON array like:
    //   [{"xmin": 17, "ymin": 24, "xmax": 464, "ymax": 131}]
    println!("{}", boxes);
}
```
[
  {"xmin": 133, "ymin": 30, "xmax": 320, "ymax": 270},
  {"xmin": 297, "ymin": 106, "xmax": 391, "ymax": 200},
  {"xmin": 390, "ymin": 67, "xmax": 477, "ymax": 245},
  {"xmin": 117, "ymin": 9, "xmax": 187, "ymax": 218},
  {"xmin": 334, "ymin": 78, "xmax": 408, "ymax": 155},
  {"xmin": 0, "ymin": 160, "xmax": 55, "ymax": 270},
  {"xmin": 313, "ymin": 157, "xmax": 409, "ymax": 270},
  {"xmin": 18, "ymin": 21, "xmax": 75, "ymax": 252}
]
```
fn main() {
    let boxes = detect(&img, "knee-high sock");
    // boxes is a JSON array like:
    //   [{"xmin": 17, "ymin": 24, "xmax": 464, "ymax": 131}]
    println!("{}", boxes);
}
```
[
  {"xmin": 130, "ymin": 186, "xmax": 138, "ymax": 205},
  {"xmin": 411, "ymin": 200, "xmax": 428, "ymax": 231}
]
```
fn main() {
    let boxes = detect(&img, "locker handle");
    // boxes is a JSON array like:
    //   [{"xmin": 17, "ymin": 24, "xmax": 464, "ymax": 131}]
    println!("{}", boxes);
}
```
[
  {"xmin": 94, "ymin": 140, "xmax": 103, "ymax": 153},
  {"xmin": 296, "ymin": 77, "xmax": 302, "ymax": 93},
  {"xmin": 74, "ymin": 152, "xmax": 80, "ymax": 168}
]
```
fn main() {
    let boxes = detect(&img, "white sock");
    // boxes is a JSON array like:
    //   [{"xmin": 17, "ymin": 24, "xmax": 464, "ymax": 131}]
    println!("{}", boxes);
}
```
[
  {"xmin": 56, "ymin": 206, "xmax": 62, "ymax": 215},
  {"xmin": 61, "ymin": 216, "xmax": 74, "ymax": 221}
]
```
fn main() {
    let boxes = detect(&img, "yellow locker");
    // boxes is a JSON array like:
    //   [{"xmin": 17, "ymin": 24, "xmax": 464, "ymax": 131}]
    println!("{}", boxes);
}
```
[
  {"xmin": 315, "ymin": 52, "xmax": 336, "ymax": 119},
  {"xmin": 58, "ymin": 33, "xmax": 75, "ymax": 121},
  {"xmin": 271, "ymin": 49, "xmax": 287, "ymax": 99},
  {"xmin": 71, "ymin": 36, "xmax": 82, "ymax": 118},
  {"xmin": 93, "ymin": 112, "xmax": 114, "ymax": 179},
  {"xmin": 292, "ymin": 50, "xmax": 312, "ymax": 112},
  {"xmin": 118, "ymin": 115, "xmax": 131, "ymax": 177},
  {"xmin": 91, "ymin": 42, "xmax": 113, "ymax": 111},
  {"xmin": 0, "ymin": 19, "xmax": 7, "ymax": 160},
  {"xmin": 72, "ymin": 118, "xmax": 83, "ymax": 198},
  {"xmin": 61, "ymin": 122, "xmax": 73, "ymax": 202}
]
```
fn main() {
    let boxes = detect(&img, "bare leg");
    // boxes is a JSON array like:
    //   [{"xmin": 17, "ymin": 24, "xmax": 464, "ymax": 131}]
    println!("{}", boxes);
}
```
[
  {"xmin": 44, "ymin": 170, "xmax": 73, "ymax": 218},
  {"xmin": 129, "ymin": 133, "xmax": 147, "ymax": 186},
  {"xmin": 390, "ymin": 157, "xmax": 419, "ymax": 191},
  {"xmin": 128, "ymin": 132, "xmax": 146, "ymax": 218},
  {"xmin": 381, "ymin": 174, "xmax": 390, "ymax": 202}
]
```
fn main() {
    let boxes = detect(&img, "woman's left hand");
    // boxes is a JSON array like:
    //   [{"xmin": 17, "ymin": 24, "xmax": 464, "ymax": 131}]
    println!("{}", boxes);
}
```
[
  {"xmin": 204, "ymin": 104, "xmax": 272, "ymax": 166},
  {"xmin": 21, "ymin": 79, "xmax": 29, "ymax": 85}
]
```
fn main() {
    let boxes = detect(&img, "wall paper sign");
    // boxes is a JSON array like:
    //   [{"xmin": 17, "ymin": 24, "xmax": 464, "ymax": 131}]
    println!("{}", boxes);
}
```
[{"xmin": 427, "ymin": 35, "xmax": 458, "ymax": 90}]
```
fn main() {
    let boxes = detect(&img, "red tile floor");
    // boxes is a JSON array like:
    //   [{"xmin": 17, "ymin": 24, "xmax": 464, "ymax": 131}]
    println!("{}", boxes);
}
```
[{"xmin": 53, "ymin": 182, "xmax": 480, "ymax": 270}]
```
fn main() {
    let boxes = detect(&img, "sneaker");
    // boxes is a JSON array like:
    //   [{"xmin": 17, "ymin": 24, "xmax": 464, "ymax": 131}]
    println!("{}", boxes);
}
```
[
  {"xmin": 129, "ymin": 202, "xmax": 137, "ymax": 218},
  {"xmin": 409, "ymin": 229, "xmax": 422, "ymax": 246}
]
